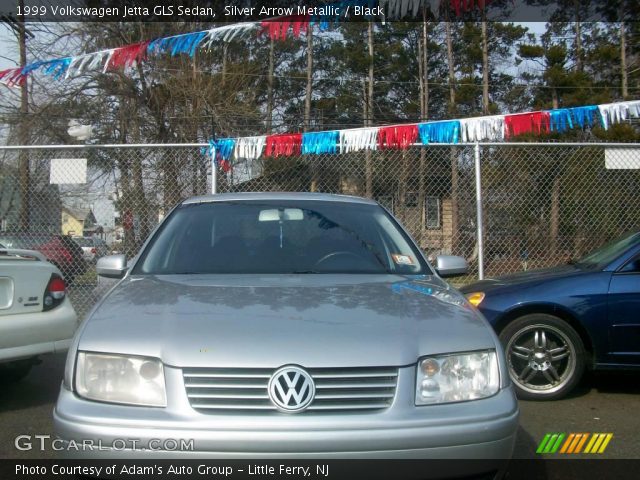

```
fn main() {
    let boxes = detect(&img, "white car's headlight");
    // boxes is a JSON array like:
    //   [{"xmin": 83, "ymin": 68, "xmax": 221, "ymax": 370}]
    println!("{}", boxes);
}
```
[
  {"xmin": 75, "ymin": 352, "xmax": 167, "ymax": 407},
  {"xmin": 416, "ymin": 350, "xmax": 499, "ymax": 405}
]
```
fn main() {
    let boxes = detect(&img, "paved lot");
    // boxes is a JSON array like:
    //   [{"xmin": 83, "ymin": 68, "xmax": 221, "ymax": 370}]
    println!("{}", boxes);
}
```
[{"xmin": 1, "ymin": 353, "xmax": 638, "ymax": 461}]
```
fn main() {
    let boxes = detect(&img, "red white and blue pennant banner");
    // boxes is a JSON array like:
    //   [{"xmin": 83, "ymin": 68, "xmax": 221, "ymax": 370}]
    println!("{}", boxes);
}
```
[{"xmin": 206, "ymin": 100, "xmax": 640, "ymax": 167}]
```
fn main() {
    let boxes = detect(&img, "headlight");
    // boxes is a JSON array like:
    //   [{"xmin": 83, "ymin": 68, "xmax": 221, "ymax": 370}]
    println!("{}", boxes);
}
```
[
  {"xmin": 465, "ymin": 292, "xmax": 485, "ymax": 307},
  {"xmin": 75, "ymin": 352, "xmax": 166, "ymax": 407},
  {"xmin": 416, "ymin": 350, "xmax": 499, "ymax": 405}
]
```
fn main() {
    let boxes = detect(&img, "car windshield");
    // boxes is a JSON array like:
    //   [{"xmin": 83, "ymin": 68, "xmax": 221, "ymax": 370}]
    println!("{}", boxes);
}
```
[
  {"xmin": 74, "ymin": 238, "xmax": 92, "ymax": 247},
  {"xmin": 0, "ymin": 234, "xmax": 48, "ymax": 249},
  {"xmin": 576, "ymin": 231, "xmax": 640, "ymax": 269},
  {"xmin": 135, "ymin": 200, "xmax": 431, "ymax": 275}
]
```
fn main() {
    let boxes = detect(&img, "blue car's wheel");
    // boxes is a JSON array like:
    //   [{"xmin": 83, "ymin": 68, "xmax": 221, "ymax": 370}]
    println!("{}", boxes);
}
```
[{"xmin": 499, "ymin": 314, "xmax": 586, "ymax": 400}]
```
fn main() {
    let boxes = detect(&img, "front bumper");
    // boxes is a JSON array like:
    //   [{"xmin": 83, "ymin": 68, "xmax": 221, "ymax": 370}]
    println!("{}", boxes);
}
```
[{"xmin": 53, "ymin": 364, "xmax": 519, "ymax": 460}]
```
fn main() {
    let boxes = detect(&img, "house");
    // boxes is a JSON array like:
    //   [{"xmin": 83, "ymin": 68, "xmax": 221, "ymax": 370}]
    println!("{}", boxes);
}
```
[
  {"xmin": 61, "ymin": 206, "xmax": 98, "ymax": 237},
  {"xmin": 0, "ymin": 166, "xmax": 62, "ymax": 233},
  {"xmin": 226, "ymin": 153, "xmax": 460, "ymax": 257}
]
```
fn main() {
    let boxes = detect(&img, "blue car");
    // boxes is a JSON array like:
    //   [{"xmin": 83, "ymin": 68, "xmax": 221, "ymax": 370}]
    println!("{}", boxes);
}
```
[{"xmin": 460, "ymin": 231, "xmax": 640, "ymax": 400}]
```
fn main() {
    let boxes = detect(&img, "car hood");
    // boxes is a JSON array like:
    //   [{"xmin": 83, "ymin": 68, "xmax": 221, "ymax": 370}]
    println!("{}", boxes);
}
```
[
  {"xmin": 79, "ymin": 274, "xmax": 496, "ymax": 368},
  {"xmin": 459, "ymin": 264, "xmax": 583, "ymax": 294}
]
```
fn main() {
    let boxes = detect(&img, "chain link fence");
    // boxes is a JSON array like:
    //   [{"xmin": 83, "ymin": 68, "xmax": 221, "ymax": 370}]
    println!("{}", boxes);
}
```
[{"xmin": 1, "ymin": 142, "xmax": 639, "ymax": 319}]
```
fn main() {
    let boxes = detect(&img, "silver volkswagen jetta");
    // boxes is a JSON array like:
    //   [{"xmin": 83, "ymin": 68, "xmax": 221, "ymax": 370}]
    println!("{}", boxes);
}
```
[{"xmin": 54, "ymin": 193, "xmax": 518, "ymax": 461}]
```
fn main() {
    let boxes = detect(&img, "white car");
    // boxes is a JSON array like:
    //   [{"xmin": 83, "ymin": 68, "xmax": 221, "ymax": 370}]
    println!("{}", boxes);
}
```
[{"xmin": 0, "ymin": 248, "xmax": 79, "ymax": 380}]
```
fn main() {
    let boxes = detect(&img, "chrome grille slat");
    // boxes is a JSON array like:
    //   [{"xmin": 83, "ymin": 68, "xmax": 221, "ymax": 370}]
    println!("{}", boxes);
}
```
[
  {"xmin": 315, "ymin": 381, "xmax": 397, "ymax": 389},
  {"xmin": 184, "ymin": 382, "xmax": 267, "ymax": 389},
  {"xmin": 183, "ymin": 366, "xmax": 398, "ymax": 414}
]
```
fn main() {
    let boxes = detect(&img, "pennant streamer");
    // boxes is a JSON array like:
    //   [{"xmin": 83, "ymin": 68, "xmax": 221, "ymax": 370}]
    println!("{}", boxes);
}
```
[
  {"xmin": 0, "ymin": 67, "xmax": 26, "ymax": 87},
  {"xmin": 203, "ymin": 100, "xmax": 638, "ymax": 175},
  {"xmin": 260, "ymin": 15, "xmax": 310, "ymax": 41},
  {"xmin": 265, "ymin": 133, "xmax": 303, "ymax": 157},
  {"xmin": 568, "ymin": 106, "xmax": 600, "ymax": 129},
  {"xmin": 215, "ymin": 138, "xmax": 236, "ymax": 160},
  {"xmin": 599, "ymin": 100, "xmax": 640, "ymax": 130},
  {"xmin": 418, "ymin": 120, "xmax": 460, "ymax": 144},
  {"xmin": 302, "ymin": 131, "xmax": 339, "ymax": 154},
  {"xmin": 201, "ymin": 24, "xmax": 260, "ymax": 49},
  {"xmin": 449, "ymin": 0, "xmax": 491, "ymax": 17},
  {"xmin": 234, "ymin": 136, "xmax": 266, "ymax": 160},
  {"xmin": 459, "ymin": 115, "xmax": 504, "ymax": 142},
  {"xmin": 378, "ymin": 125, "xmax": 419, "ymax": 149},
  {"xmin": 380, "ymin": 0, "xmax": 426, "ymax": 19},
  {"xmin": 504, "ymin": 112, "xmax": 551, "ymax": 139},
  {"xmin": 204, "ymin": 139, "xmax": 234, "ymax": 172},
  {"xmin": 148, "ymin": 31, "xmax": 208, "ymax": 57},
  {"xmin": 548, "ymin": 109, "xmax": 573, "ymax": 133},
  {"xmin": 107, "ymin": 41, "xmax": 150, "ymax": 70},
  {"xmin": 339, "ymin": 128, "xmax": 378, "ymax": 153},
  {"xmin": 65, "ymin": 50, "xmax": 114, "ymax": 78}
]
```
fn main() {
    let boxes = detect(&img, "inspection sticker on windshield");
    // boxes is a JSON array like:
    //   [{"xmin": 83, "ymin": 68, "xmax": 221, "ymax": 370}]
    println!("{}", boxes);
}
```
[{"xmin": 391, "ymin": 253, "xmax": 414, "ymax": 266}]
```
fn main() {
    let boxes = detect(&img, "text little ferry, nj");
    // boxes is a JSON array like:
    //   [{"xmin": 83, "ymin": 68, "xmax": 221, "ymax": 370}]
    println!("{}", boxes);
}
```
[{"xmin": 247, "ymin": 464, "xmax": 329, "ymax": 477}]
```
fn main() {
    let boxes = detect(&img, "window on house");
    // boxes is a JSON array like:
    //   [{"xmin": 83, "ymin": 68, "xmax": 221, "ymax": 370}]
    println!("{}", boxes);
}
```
[
  {"xmin": 377, "ymin": 195, "xmax": 394, "ymax": 214},
  {"xmin": 405, "ymin": 192, "xmax": 418, "ymax": 207},
  {"xmin": 425, "ymin": 197, "xmax": 441, "ymax": 229}
]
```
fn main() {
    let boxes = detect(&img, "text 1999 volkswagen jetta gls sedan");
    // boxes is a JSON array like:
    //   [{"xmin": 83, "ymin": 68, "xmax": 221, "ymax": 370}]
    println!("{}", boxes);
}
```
[{"xmin": 54, "ymin": 193, "xmax": 518, "ymax": 465}]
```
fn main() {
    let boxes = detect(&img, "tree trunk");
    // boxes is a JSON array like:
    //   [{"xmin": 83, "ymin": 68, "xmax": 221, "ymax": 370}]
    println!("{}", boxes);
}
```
[
  {"xmin": 18, "ymin": 0, "xmax": 30, "ymax": 230},
  {"xmin": 266, "ymin": 37, "xmax": 275, "ymax": 134},
  {"xmin": 304, "ymin": 28, "xmax": 313, "ymax": 131},
  {"xmin": 221, "ymin": 42, "xmax": 228, "ymax": 87},
  {"xmin": 552, "ymin": 88, "xmax": 559, "ymax": 109},
  {"xmin": 620, "ymin": 19, "xmax": 628, "ymax": 99},
  {"xmin": 445, "ymin": 21, "xmax": 456, "ymax": 114},
  {"xmin": 481, "ymin": 17, "xmax": 490, "ymax": 114},
  {"xmin": 365, "ymin": 21, "xmax": 374, "ymax": 198},
  {"xmin": 574, "ymin": 1, "xmax": 583, "ymax": 72},
  {"xmin": 130, "ymin": 112, "xmax": 148, "ymax": 249}
]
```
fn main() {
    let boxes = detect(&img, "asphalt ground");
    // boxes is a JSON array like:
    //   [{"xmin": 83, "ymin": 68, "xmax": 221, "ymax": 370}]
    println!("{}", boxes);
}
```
[{"xmin": 1, "ymin": 353, "xmax": 638, "ymax": 461}]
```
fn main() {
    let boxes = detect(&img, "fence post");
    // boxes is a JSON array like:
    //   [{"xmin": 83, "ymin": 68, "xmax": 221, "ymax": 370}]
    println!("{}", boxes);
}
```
[
  {"xmin": 211, "ymin": 147, "xmax": 217, "ymax": 194},
  {"xmin": 474, "ymin": 143, "xmax": 485, "ymax": 280}
]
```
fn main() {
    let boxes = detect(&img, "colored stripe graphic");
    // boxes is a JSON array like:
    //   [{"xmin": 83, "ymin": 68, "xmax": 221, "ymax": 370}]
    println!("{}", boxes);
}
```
[
  {"xmin": 585, "ymin": 433, "xmax": 614, "ymax": 454},
  {"xmin": 536, "ymin": 433, "xmax": 565, "ymax": 454},
  {"xmin": 539, "ymin": 433, "xmax": 613, "ymax": 454},
  {"xmin": 560, "ymin": 433, "xmax": 575, "ymax": 453},
  {"xmin": 574, "ymin": 433, "xmax": 590, "ymax": 454}
]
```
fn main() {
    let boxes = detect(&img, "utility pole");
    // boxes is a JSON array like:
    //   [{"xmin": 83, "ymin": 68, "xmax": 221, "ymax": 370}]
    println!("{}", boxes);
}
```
[
  {"xmin": 18, "ymin": 0, "xmax": 30, "ymax": 230},
  {"xmin": 304, "ymin": 28, "xmax": 313, "ymax": 131},
  {"xmin": 481, "ymin": 13, "xmax": 490, "ymax": 114}
]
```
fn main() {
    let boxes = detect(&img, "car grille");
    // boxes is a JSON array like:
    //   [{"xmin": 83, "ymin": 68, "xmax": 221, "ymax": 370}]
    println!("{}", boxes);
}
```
[{"xmin": 182, "ymin": 366, "xmax": 398, "ymax": 413}]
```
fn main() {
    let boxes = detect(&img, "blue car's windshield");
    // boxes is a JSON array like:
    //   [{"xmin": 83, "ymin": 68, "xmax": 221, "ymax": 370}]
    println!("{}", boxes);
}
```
[
  {"xmin": 576, "ymin": 232, "xmax": 640, "ymax": 269},
  {"xmin": 135, "ymin": 200, "xmax": 431, "ymax": 275}
]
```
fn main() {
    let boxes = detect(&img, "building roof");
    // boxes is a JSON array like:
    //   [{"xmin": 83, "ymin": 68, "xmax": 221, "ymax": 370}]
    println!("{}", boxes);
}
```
[
  {"xmin": 61, "ymin": 206, "xmax": 96, "ymax": 223},
  {"xmin": 182, "ymin": 192, "xmax": 378, "ymax": 206}
]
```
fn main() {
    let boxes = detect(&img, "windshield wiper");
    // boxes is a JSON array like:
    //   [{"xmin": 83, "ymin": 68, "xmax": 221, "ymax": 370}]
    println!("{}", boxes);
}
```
[{"xmin": 291, "ymin": 270, "xmax": 323, "ymax": 274}]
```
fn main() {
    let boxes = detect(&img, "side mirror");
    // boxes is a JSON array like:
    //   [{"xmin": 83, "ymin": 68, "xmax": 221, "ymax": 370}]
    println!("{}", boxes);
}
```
[
  {"xmin": 96, "ymin": 254, "xmax": 128, "ymax": 279},
  {"xmin": 435, "ymin": 255, "xmax": 468, "ymax": 278}
]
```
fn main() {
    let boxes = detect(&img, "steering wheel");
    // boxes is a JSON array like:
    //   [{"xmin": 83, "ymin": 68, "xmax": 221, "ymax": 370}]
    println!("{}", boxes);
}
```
[{"xmin": 314, "ymin": 251, "xmax": 367, "ymax": 268}]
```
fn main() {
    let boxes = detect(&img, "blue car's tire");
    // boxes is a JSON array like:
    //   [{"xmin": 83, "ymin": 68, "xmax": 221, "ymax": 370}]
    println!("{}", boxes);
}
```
[{"xmin": 499, "ymin": 314, "xmax": 586, "ymax": 401}]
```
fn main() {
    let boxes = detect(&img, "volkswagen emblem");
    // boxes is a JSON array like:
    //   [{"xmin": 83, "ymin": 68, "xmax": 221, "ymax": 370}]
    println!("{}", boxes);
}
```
[{"xmin": 268, "ymin": 366, "xmax": 315, "ymax": 412}]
